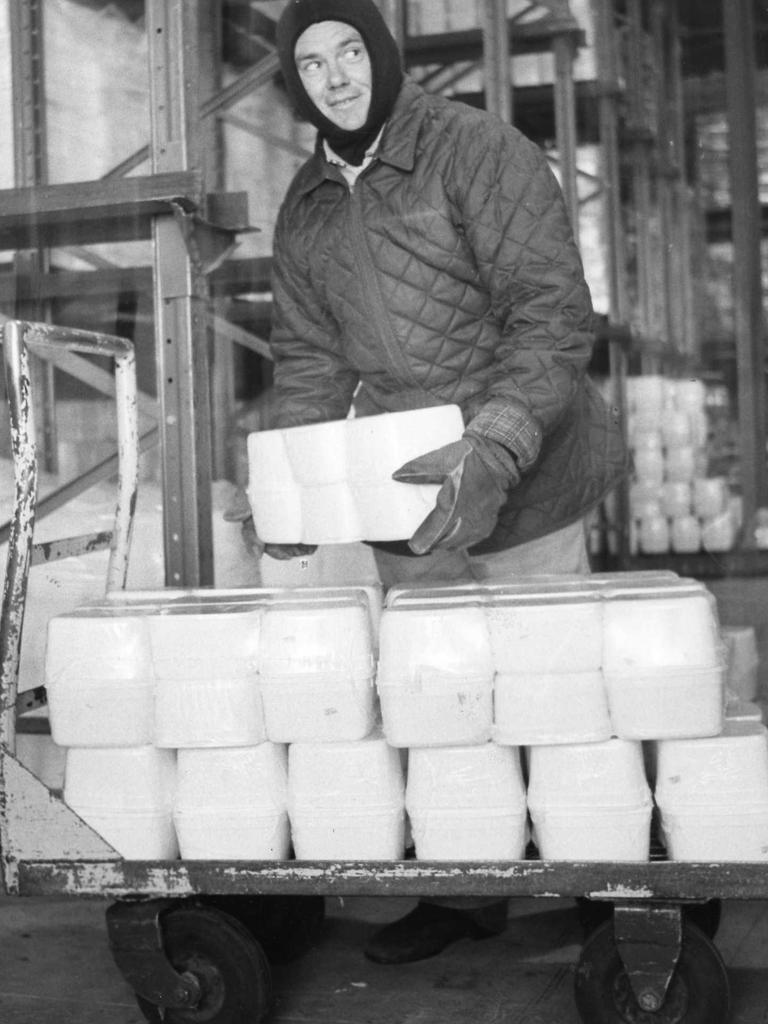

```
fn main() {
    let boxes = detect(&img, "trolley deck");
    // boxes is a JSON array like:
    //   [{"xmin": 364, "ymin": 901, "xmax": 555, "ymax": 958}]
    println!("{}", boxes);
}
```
[{"xmin": 0, "ymin": 319, "xmax": 759, "ymax": 1023}]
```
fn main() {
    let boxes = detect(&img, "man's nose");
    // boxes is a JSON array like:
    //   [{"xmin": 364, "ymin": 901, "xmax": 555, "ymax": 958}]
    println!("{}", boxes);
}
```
[{"xmin": 327, "ymin": 58, "xmax": 349, "ymax": 87}]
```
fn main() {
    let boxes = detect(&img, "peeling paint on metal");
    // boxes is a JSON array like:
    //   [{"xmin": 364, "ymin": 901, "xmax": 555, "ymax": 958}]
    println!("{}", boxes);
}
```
[
  {"xmin": 588, "ymin": 885, "xmax": 656, "ymax": 899},
  {"xmin": 0, "ymin": 321, "xmax": 140, "ymax": 895}
]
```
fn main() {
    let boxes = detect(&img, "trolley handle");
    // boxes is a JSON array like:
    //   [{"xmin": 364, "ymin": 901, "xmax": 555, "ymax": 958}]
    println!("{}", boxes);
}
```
[{"xmin": 0, "ymin": 319, "xmax": 139, "ymax": 721}]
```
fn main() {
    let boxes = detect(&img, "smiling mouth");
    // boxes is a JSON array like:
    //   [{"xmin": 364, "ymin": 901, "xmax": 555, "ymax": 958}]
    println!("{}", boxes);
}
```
[{"xmin": 330, "ymin": 96, "xmax": 360, "ymax": 108}]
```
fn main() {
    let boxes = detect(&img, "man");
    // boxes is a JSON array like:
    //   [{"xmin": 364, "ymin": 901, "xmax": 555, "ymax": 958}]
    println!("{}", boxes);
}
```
[{"xmin": 266, "ymin": 0, "xmax": 627, "ymax": 963}]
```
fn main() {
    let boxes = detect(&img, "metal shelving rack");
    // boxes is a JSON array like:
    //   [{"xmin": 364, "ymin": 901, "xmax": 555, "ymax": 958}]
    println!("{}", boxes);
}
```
[
  {"xmin": 2, "ymin": 0, "xmax": 257, "ymax": 588},
  {"xmin": 3, "ymin": 0, "xmax": 766, "ymax": 580}
]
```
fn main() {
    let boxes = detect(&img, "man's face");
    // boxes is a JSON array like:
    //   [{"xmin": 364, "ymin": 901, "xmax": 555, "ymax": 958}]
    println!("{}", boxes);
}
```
[{"xmin": 294, "ymin": 20, "xmax": 372, "ymax": 130}]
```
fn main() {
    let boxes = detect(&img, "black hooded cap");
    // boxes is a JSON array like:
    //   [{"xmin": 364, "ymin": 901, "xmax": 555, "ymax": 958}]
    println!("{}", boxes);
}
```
[{"xmin": 276, "ymin": 0, "xmax": 403, "ymax": 166}]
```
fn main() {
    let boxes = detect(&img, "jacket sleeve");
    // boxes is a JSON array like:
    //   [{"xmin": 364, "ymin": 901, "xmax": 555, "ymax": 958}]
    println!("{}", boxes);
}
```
[
  {"xmin": 453, "ymin": 120, "xmax": 596, "ymax": 473},
  {"xmin": 268, "ymin": 208, "xmax": 360, "ymax": 429}
]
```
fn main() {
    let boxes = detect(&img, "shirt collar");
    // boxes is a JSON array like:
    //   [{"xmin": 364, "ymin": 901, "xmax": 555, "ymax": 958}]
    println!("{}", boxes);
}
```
[{"xmin": 324, "ymin": 127, "xmax": 384, "ymax": 168}]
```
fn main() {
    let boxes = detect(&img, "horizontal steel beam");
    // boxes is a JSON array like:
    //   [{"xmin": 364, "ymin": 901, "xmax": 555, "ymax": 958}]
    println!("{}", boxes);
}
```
[
  {"xmin": 0, "ymin": 172, "xmax": 203, "ymax": 251},
  {"xmin": 0, "ymin": 256, "xmax": 273, "ymax": 302},
  {"xmin": 16, "ymin": 858, "xmax": 768, "ymax": 901}
]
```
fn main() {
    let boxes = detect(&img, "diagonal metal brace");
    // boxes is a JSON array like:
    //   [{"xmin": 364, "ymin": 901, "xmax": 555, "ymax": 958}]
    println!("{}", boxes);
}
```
[
  {"xmin": 171, "ymin": 192, "xmax": 259, "ymax": 276},
  {"xmin": 614, "ymin": 902, "xmax": 683, "ymax": 1014},
  {"xmin": 106, "ymin": 899, "xmax": 202, "ymax": 1011}
]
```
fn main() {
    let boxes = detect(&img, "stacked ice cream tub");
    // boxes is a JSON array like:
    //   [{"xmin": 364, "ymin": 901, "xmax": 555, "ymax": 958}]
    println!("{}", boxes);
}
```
[
  {"xmin": 379, "ymin": 572, "xmax": 767, "ymax": 862},
  {"xmin": 625, "ymin": 374, "xmax": 740, "ymax": 554},
  {"xmin": 45, "ymin": 571, "xmax": 765, "ymax": 864},
  {"xmin": 45, "ymin": 585, "xmax": 394, "ymax": 861}
]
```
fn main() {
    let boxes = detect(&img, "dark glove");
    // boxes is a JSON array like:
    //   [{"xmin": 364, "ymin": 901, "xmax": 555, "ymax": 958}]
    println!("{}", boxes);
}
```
[
  {"xmin": 263, "ymin": 542, "xmax": 318, "ymax": 561},
  {"xmin": 222, "ymin": 487, "xmax": 253, "ymax": 524},
  {"xmin": 392, "ymin": 432, "xmax": 520, "ymax": 554}
]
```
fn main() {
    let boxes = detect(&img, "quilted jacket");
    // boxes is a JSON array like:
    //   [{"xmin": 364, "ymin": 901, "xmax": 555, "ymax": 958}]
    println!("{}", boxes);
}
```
[{"xmin": 268, "ymin": 76, "xmax": 628, "ymax": 552}]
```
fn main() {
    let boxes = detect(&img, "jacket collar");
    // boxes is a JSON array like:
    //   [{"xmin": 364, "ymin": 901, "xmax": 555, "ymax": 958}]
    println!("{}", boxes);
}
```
[{"xmin": 296, "ymin": 77, "xmax": 427, "ymax": 196}]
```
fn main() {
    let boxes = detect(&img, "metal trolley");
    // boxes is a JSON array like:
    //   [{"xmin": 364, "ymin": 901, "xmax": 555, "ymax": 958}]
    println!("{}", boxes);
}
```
[{"xmin": 0, "ymin": 319, "xmax": 756, "ymax": 1024}]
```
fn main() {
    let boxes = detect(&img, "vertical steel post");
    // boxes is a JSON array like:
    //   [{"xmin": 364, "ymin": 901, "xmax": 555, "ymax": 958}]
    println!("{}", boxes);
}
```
[
  {"xmin": 592, "ymin": 0, "xmax": 630, "ymax": 560},
  {"xmin": 199, "ymin": 3, "xmax": 233, "ymax": 482},
  {"xmin": 553, "ymin": 32, "xmax": 580, "ymax": 242},
  {"xmin": 665, "ymin": 3, "xmax": 695, "ymax": 357},
  {"xmin": 0, "ymin": 322, "xmax": 36, "ymax": 756},
  {"xmin": 626, "ymin": 0, "xmax": 655, "ymax": 368},
  {"xmin": 723, "ymin": 0, "xmax": 768, "ymax": 528},
  {"xmin": 9, "ymin": 0, "xmax": 57, "ymax": 474},
  {"xmin": 481, "ymin": 0, "xmax": 513, "ymax": 124},
  {"xmin": 147, "ymin": 0, "xmax": 214, "ymax": 586},
  {"xmin": 652, "ymin": 2, "xmax": 675, "ymax": 354},
  {"xmin": 592, "ymin": 0, "xmax": 628, "ymax": 327}
]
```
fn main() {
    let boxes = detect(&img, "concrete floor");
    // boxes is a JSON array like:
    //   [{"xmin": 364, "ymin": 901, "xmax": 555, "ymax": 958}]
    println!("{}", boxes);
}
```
[{"xmin": 2, "ymin": 892, "xmax": 768, "ymax": 1023}]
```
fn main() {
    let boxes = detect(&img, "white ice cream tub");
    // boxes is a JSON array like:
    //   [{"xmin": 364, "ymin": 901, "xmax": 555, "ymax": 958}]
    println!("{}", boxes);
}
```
[
  {"xmin": 45, "ymin": 611, "xmax": 155, "ymax": 748},
  {"xmin": 258, "ymin": 598, "xmax": 375, "ymax": 742},
  {"xmin": 173, "ymin": 744, "xmax": 290, "ymax": 859},
  {"xmin": 149, "ymin": 605, "xmax": 266, "ymax": 748},
  {"xmin": 377, "ymin": 604, "xmax": 494, "ymax": 747},
  {"xmin": 288, "ymin": 733, "xmax": 405, "ymax": 860},
  {"xmin": 406, "ymin": 743, "xmax": 527, "ymax": 860},
  {"xmin": 63, "ymin": 746, "xmax": 178, "ymax": 859}
]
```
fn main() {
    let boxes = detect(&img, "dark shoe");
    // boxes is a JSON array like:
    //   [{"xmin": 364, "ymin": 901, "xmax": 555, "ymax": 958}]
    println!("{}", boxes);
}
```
[{"xmin": 364, "ymin": 901, "xmax": 507, "ymax": 965}]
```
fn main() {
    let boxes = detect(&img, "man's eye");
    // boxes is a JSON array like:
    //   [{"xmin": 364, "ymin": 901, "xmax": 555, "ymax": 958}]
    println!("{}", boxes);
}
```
[{"xmin": 344, "ymin": 45, "xmax": 363, "ymax": 60}]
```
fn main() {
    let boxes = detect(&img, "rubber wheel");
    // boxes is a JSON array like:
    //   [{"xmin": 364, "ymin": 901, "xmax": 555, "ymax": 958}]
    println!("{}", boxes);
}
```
[
  {"xmin": 135, "ymin": 904, "xmax": 272, "ymax": 1024},
  {"xmin": 576, "ymin": 899, "xmax": 723, "ymax": 940},
  {"xmin": 574, "ymin": 920, "xmax": 730, "ymax": 1023},
  {"xmin": 684, "ymin": 900, "xmax": 722, "ymax": 940},
  {"xmin": 205, "ymin": 895, "xmax": 326, "ymax": 964}
]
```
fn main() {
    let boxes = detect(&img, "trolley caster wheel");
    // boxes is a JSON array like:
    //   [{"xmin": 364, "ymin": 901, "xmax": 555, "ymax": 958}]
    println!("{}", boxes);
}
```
[
  {"xmin": 576, "ymin": 899, "xmax": 723, "ymax": 941},
  {"xmin": 574, "ymin": 920, "xmax": 730, "ymax": 1023},
  {"xmin": 135, "ymin": 904, "xmax": 272, "ymax": 1024},
  {"xmin": 576, "ymin": 896, "xmax": 613, "ymax": 936},
  {"xmin": 207, "ymin": 895, "xmax": 326, "ymax": 964},
  {"xmin": 684, "ymin": 899, "xmax": 722, "ymax": 940}
]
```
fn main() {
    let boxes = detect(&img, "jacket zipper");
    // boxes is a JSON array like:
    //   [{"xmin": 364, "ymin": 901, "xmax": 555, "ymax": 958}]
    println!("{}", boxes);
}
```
[{"xmin": 346, "ymin": 183, "xmax": 424, "ymax": 391}]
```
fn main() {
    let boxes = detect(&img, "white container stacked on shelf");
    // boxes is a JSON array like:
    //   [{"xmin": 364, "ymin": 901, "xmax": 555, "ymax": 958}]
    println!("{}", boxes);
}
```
[
  {"xmin": 376, "ymin": 603, "xmax": 495, "ymax": 747},
  {"xmin": 46, "ymin": 574, "xmax": 748, "ymax": 864},
  {"xmin": 287, "ymin": 732, "xmax": 405, "ymax": 859},
  {"xmin": 527, "ymin": 739, "xmax": 652, "ymax": 861},
  {"xmin": 45, "ymin": 611, "xmax": 154, "ymax": 747},
  {"xmin": 381, "ymin": 572, "xmax": 724, "ymax": 745},
  {"xmin": 488, "ymin": 590, "xmax": 610, "ymax": 745},
  {"xmin": 257, "ymin": 597, "xmax": 376, "ymax": 743},
  {"xmin": 48, "ymin": 607, "xmax": 178, "ymax": 858},
  {"xmin": 654, "ymin": 721, "xmax": 768, "ymax": 860},
  {"xmin": 405, "ymin": 743, "xmax": 527, "ymax": 860},
  {"xmin": 600, "ymin": 578, "xmax": 725, "ymax": 739},
  {"xmin": 149, "ymin": 605, "xmax": 265, "ymax": 748},
  {"xmin": 381, "ymin": 572, "xmax": 734, "ymax": 861},
  {"xmin": 174, "ymin": 744, "xmax": 290, "ymax": 859},
  {"xmin": 246, "ymin": 405, "xmax": 465, "ymax": 544},
  {"xmin": 625, "ymin": 374, "xmax": 737, "ymax": 554},
  {"xmin": 63, "ymin": 746, "xmax": 178, "ymax": 859},
  {"xmin": 47, "ymin": 585, "xmax": 384, "ymax": 861}
]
